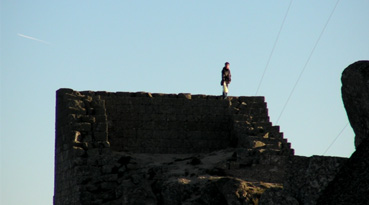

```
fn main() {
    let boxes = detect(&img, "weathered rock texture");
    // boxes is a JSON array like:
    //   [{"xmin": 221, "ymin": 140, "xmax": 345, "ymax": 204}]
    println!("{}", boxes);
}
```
[
  {"xmin": 284, "ymin": 156, "xmax": 346, "ymax": 205},
  {"xmin": 315, "ymin": 61, "xmax": 369, "ymax": 204},
  {"xmin": 316, "ymin": 136, "xmax": 369, "ymax": 204},
  {"xmin": 54, "ymin": 89, "xmax": 348, "ymax": 205},
  {"xmin": 341, "ymin": 60, "xmax": 369, "ymax": 148}
]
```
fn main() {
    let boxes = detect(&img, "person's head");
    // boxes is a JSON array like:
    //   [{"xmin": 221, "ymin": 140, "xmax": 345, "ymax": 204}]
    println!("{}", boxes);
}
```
[{"xmin": 225, "ymin": 62, "xmax": 230, "ymax": 69}]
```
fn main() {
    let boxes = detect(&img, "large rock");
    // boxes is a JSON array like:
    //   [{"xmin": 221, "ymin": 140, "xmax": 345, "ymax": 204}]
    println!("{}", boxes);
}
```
[
  {"xmin": 316, "ymin": 135, "xmax": 369, "ymax": 204},
  {"xmin": 283, "ymin": 156, "xmax": 346, "ymax": 205},
  {"xmin": 259, "ymin": 187, "xmax": 298, "ymax": 205},
  {"xmin": 341, "ymin": 60, "xmax": 369, "ymax": 148},
  {"xmin": 316, "ymin": 61, "xmax": 369, "ymax": 204}
]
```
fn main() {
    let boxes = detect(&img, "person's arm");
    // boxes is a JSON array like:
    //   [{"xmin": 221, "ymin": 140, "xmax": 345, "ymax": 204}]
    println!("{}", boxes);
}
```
[
  {"xmin": 228, "ymin": 70, "xmax": 231, "ymax": 83},
  {"xmin": 221, "ymin": 70, "xmax": 225, "ymax": 85}
]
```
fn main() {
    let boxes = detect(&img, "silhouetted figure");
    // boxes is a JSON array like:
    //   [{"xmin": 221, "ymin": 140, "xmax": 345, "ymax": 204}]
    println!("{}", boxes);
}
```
[{"xmin": 221, "ymin": 62, "xmax": 231, "ymax": 99}]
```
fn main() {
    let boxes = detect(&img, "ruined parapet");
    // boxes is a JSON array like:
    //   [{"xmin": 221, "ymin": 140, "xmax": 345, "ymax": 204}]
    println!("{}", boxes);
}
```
[
  {"xmin": 54, "ymin": 88, "xmax": 295, "ymax": 204},
  {"xmin": 56, "ymin": 89, "xmax": 294, "ymax": 155},
  {"xmin": 54, "ymin": 89, "xmax": 112, "ymax": 204}
]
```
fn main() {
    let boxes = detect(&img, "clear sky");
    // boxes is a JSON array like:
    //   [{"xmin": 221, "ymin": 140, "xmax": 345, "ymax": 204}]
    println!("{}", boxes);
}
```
[{"xmin": 1, "ymin": 1, "xmax": 368, "ymax": 204}]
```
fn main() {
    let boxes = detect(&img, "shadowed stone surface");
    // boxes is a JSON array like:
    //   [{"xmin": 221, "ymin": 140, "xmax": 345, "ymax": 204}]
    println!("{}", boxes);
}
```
[
  {"xmin": 54, "ymin": 89, "xmax": 295, "ymax": 204},
  {"xmin": 316, "ymin": 61, "xmax": 369, "ymax": 205},
  {"xmin": 317, "ymin": 136, "xmax": 369, "ymax": 204},
  {"xmin": 54, "ymin": 86, "xmax": 355, "ymax": 205},
  {"xmin": 341, "ymin": 60, "xmax": 369, "ymax": 148}
]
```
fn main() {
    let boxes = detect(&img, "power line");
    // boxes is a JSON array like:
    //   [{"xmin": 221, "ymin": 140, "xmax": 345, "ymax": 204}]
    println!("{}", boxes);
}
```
[
  {"xmin": 255, "ymin": 0, "xmax": 294, "ymax": 95},
  {"xmin": 276, "ymin": 0, "xmax": 340, "ymax": 124},
  {"xmin": 323, "ymin": 122, "xmax": 349, "ymax": 155}
]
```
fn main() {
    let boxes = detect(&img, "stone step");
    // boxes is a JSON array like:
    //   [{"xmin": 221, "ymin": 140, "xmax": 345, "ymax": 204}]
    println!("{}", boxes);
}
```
[
  {"xmin": 237, "ymin": 107, "xmax": 268, "ymax": 114},
  {"xmin": 256, "ymin": 132, "xmax": 283, "ymax": 140},
  {"xmin": 239, "ymin": 135, "xmax": 283, "ymax": 144},
  {"xmin": 281, "ymin": 142, "xmax": 291, "ymax": 149},
  {"xmin": 238, "ymin": 138, "xmax": 284, "ymax": 150},
  {"xmin": 280, "ymin": 148, "xmax": 294, "ymax": 156},
  {"xmin": 236, "ymin": 135, "xmax": 293, "ymax": 154},
  {"xmin": 236, "ymin": 133, "xmax": 281, "ymax": 141},
  {"xmin": 232, "ymin": 115, "xmax": 270, "ymax": 123},
  {"xmin": 250, "ymin": 122, "xmax": 272, "ymax": 128}
]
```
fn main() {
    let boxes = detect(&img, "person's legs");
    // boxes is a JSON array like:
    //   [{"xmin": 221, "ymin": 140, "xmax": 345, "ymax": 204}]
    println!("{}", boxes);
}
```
[{"xmin": 223, "ymin": 83, "xmax": 229, "ymax": 99}]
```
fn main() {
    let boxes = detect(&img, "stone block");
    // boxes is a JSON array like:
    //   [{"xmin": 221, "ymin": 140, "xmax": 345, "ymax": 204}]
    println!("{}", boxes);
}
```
[
  {"xmin": 160, "ymin": 105, "xmax": 176, "ymax": 114},
  {"xmin": 191, "ymin": 94, "xmax": 206, "ymax": 99},
  {"xmin": 187, "ymin": 131, "xmax": 202, "ymax": 140},
  {"xmin": 57, "ymin": 88, "xmax": 75, "ymax": 96},
  {"xmin": 201, "ymin": 131, "xmax": 216, "ymax": 139},
  {"xmin": 74, "ymin": 122, "xmax": 91, "ymax": 131},
  {"xmin": 187, "ymin": 121, "xmax": 202, "ymax": 131},
  {"xmin": 94, "ymin": 132, "xmax": 107, "ymax": 141},
  {"xmin": 136, "ymin": 129, "xmax": 153, "ymax": 139},
  {"xmin": 73, "ymin": 165, "xmax": 91, "ymax": 176},
  {"xmin": 102, "ymin": 165, "xmax": 116, "ymax": 174},
  {"xmin": 101, "ymin": 182, "xmax": 118, "ymax": 190},
  {"xmin": 94, "ymin": 107, "xmax": 106, "ymax": 115},
  {"xmin": 168, "ymin": 121, "xmax": 184, "ymax": 130},
  {"xmin": 153, "ymin": 130, "xmax": 169, "ymax": 139},
  {"xmin": 67, "ymin": 107, "xmax": 86, "ymax": 115},
  {"xmin": 95, "ymin": 91, "xmax": 109, "ymax": 96},
  {"xmin": 115, "ymin": 92, "xmax": 131, "ymax": 97},
  {"xmin": 83, "ymin": 135, "xmax": 93, "ymax": 142},
  {"xmin": 178, "ymin": 93, "xmax": 191, "ymax": 99},
  {"xmin": 114, "ymin": 97, "xmax": 131, "ymax": 106},
  {"xmin": 95, "ymin": 122, "xmax": 108, "ymax": 132},
  {"xmin": 154, "ymin": 120, "xmax": 168, "ymax": 130},
  {"xmin": 72, "ymin": 146, "xmax": 86, "ymax": 157},
  {"xmin": 189, "ymin": 99, "xmax": 203, "ymax": 106},
  {"xmin": 134, "ymin": 92, "xmax": 152, "ymax": 98},
  {"xmin": 86, "ymin": 148, "xmax": 100, "ymax": 156}
]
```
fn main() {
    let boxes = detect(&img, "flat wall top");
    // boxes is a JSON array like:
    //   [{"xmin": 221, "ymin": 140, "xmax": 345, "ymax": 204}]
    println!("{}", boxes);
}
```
[{"xmin": 58, "ymin": 88, "xmax": 265, "ymax": 102}]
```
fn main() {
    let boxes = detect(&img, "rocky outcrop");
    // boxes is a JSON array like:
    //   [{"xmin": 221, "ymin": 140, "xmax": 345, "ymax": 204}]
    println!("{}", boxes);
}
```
[
  {"xmin": 259, "ymin": 188, "xmax": 298, "ymax": 205},
  {"xmin": 316, "ymin": 136, "xmax": 369, "ymax": 204},
  {"xmin": 284, "ymin": 156, "xmax": 346, "ymax": 205},
  {"xmin": 316, "ymin": 61, "xmax": 369, "ymax": 204},
  {"xmin": 341, "ymin": 60, "xmax": 369, "ymax": 148}
]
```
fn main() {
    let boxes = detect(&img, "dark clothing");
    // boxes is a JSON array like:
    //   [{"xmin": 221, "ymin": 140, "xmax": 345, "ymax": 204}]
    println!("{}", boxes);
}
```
[{"xmin": 221, "ymin": 67, "xmax": 231, "ymax": 85}]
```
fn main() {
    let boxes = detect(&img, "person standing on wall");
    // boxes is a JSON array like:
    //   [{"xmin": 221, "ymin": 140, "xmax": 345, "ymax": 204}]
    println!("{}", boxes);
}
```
[{"xmin": 221, "ymin": 62, "xmax": 231, "ymax": 99}]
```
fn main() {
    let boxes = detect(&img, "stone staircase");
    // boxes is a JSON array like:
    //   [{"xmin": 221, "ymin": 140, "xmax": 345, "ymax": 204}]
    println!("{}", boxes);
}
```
[
  {"xmin": 223, "ymin": 97, "xmax": 295, "ymax": 183},
  {"xmin": 229, "ymin": 97, "xmax": 294, "ymax": 156}
]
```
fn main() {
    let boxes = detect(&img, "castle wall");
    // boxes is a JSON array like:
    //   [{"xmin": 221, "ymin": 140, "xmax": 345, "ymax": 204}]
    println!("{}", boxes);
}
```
[
  {"xmin": 76, "ymin": 90, "xmax": 270, "ymax": 154},
  {"xmin": 54, "ymin": 88, "xmax": 294, "ymax": 204},
  {"xmin": 95, "ymin": 92, "xmax": 234, "ymax": 153}
]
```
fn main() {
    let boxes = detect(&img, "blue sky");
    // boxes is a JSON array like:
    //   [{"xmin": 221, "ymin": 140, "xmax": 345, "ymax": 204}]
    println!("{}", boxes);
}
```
[{"xmin": 1, "ymin": 1, "xmax": 368, "ymax": 204}]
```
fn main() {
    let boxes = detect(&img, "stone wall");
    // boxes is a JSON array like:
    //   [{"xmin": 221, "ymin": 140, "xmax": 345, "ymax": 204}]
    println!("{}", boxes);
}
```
[
  {"xmin": 54, "ymin": 89, "xmax": 111, "ymax": 204},
  {"xmin": 54, "ymin": 88, "xmax": 295, "ymax": 204},
  {"xmin": 57, "ymin": 89, "xmax": 293, "ymax": 155},
  {"xmin": 93, "ymin": 91, "xmax": 236, "ymax": 153}
]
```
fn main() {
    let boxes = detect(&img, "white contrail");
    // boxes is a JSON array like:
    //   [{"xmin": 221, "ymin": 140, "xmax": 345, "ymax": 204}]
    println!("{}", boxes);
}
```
[{"xmin": 17, "ymin": 33, "xmax": 51, "ymax": 45}]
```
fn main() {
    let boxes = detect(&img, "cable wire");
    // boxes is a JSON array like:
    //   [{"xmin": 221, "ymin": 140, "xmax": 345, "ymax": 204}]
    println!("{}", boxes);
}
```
[
  {"xmin": 255, "ymin": 0, "xmax": 294, "ymax": 95},
  {"xmin": 323, "ymin": 122, "xmax": 349, "ymax": 155},
  {"xmin": 276, "ymin": 0, "xmax": 340, "ymax": 124}
]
